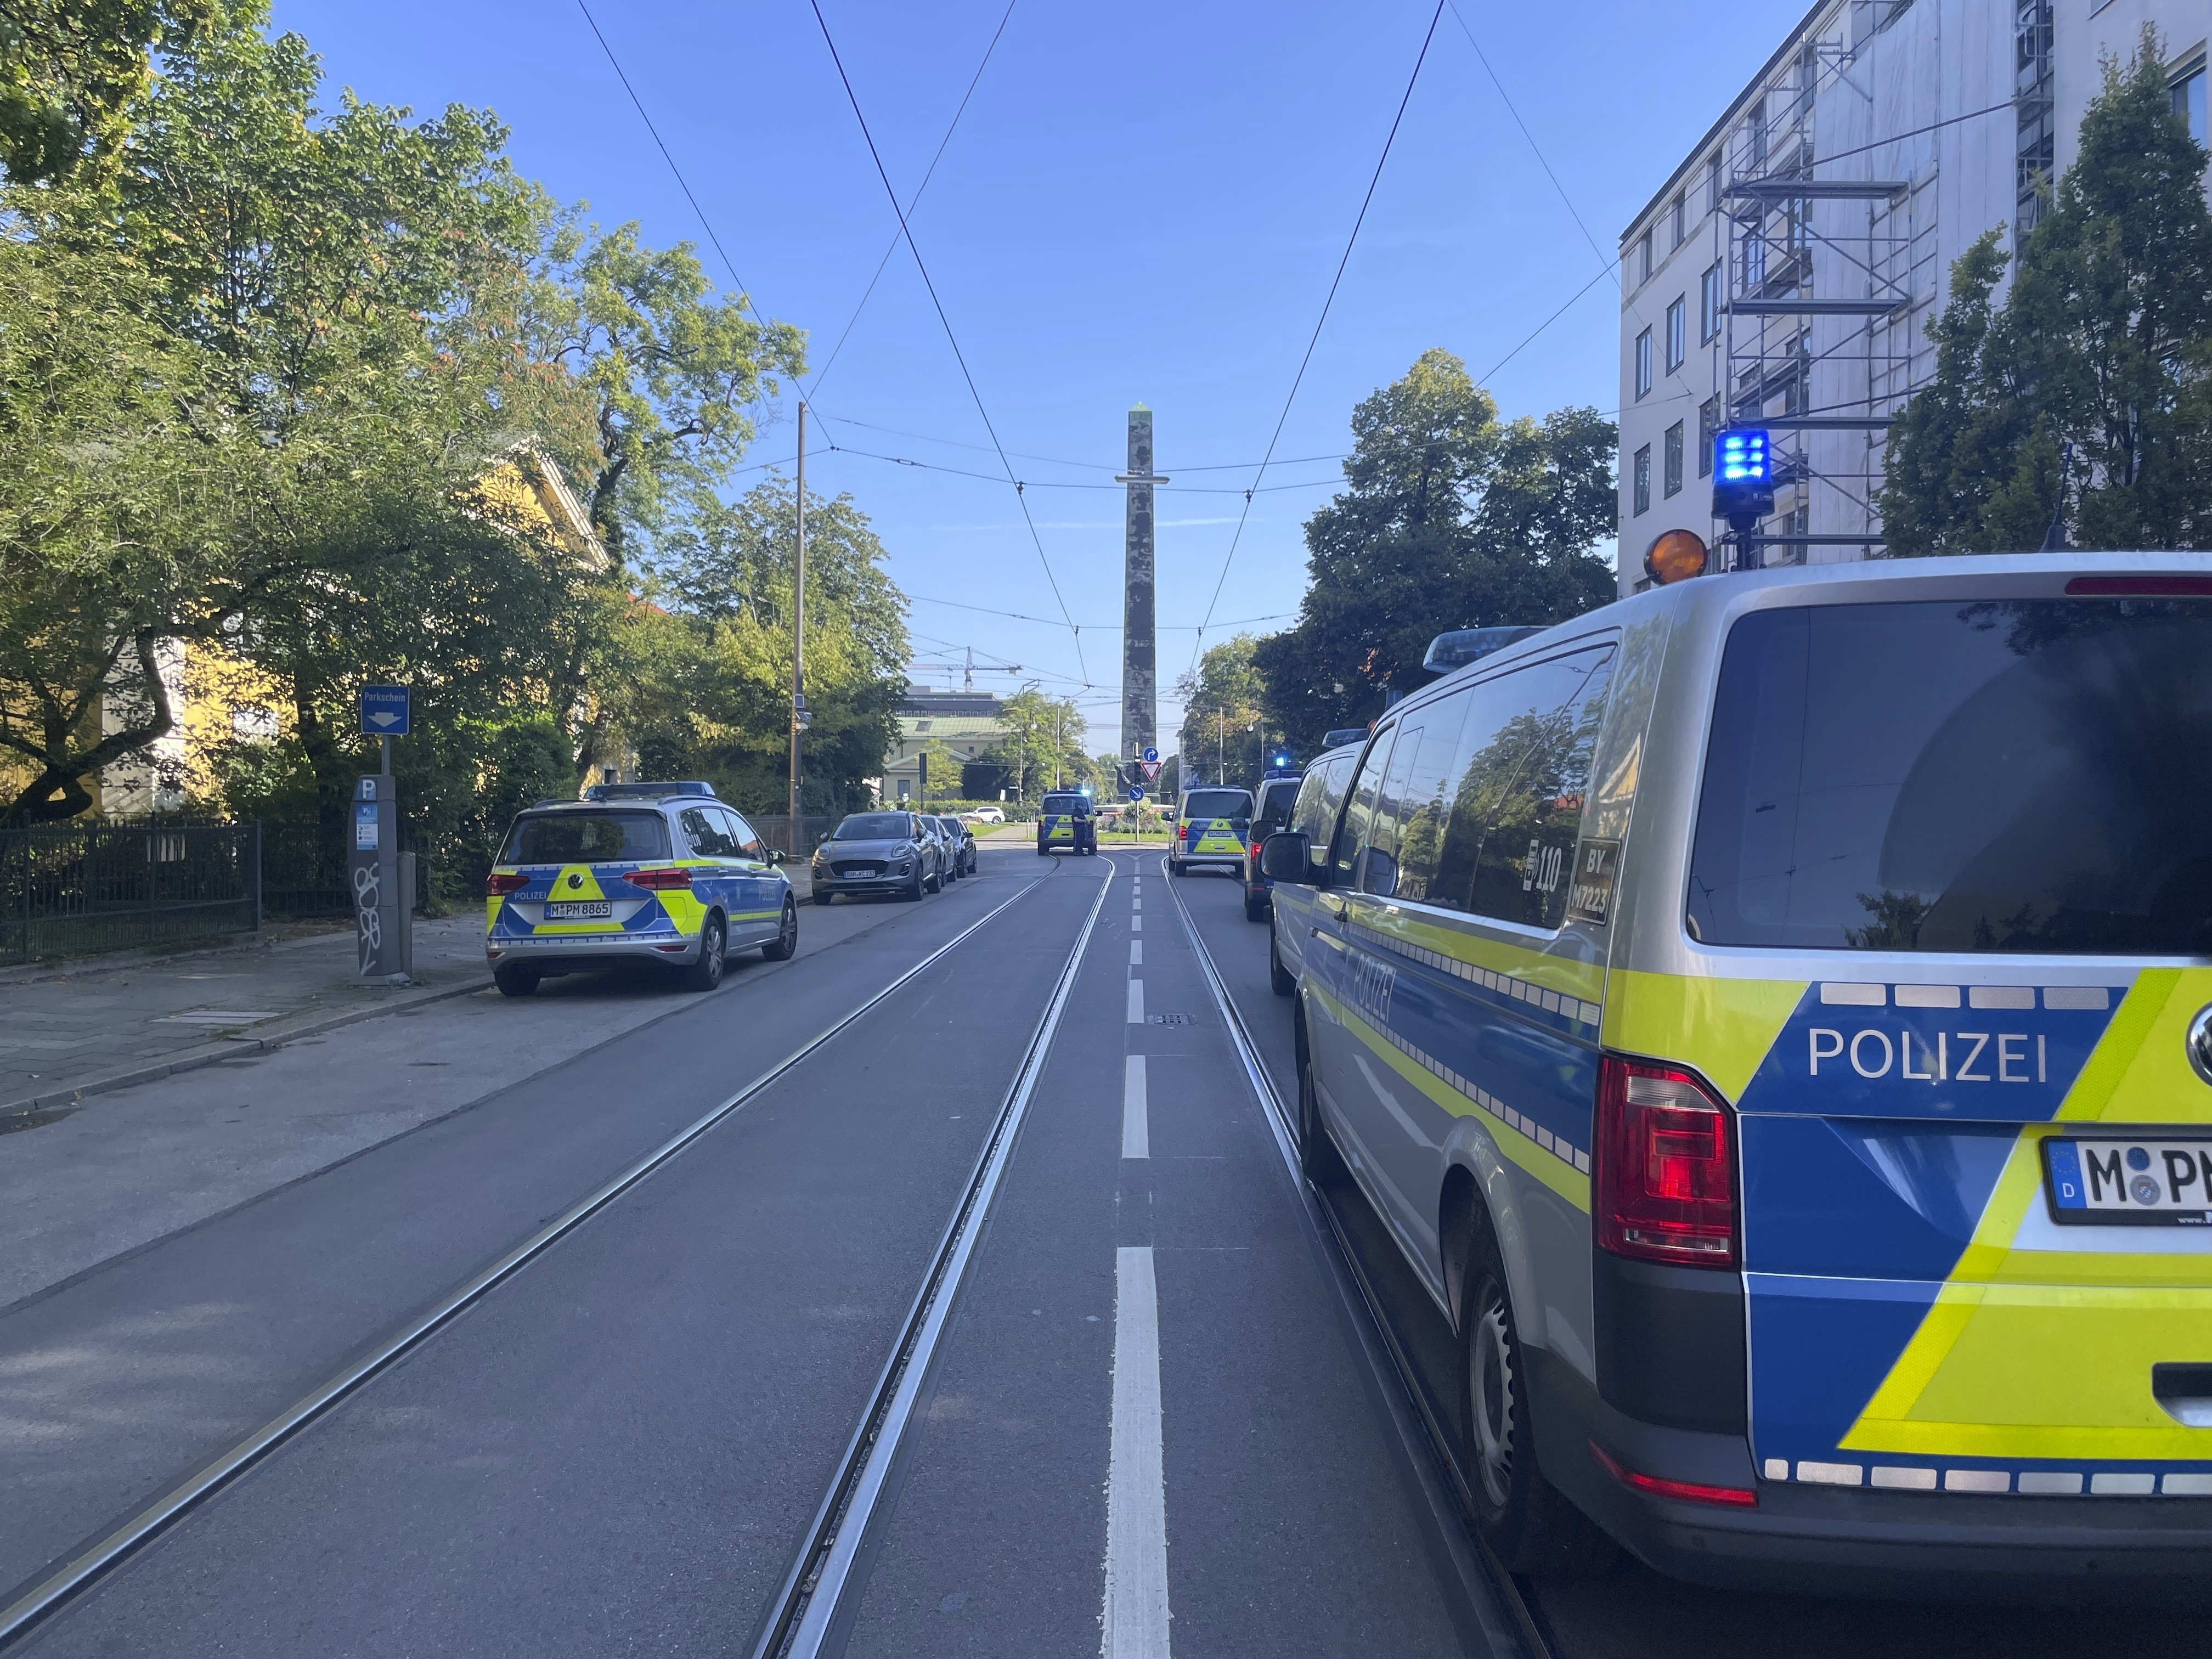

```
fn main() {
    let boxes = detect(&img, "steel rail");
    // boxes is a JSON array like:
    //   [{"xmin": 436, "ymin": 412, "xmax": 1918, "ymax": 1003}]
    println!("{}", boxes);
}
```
[
  {"xmin": 1164, "ymin": 860, "xmax": 1548, "ymax": 1659},
  {"xmin": 751, "ymin": 856, "xmax": 1116, "ymax": 1659},
  {"xmin": 0, "ymin": 871, "xmax": 1057, "ymax": 1650}
]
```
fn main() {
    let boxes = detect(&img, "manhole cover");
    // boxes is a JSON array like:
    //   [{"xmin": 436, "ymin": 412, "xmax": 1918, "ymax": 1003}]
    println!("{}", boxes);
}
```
[{"xmin": 1148, "ymin": 1012, "xmax": 1192, "ymax": 1026}]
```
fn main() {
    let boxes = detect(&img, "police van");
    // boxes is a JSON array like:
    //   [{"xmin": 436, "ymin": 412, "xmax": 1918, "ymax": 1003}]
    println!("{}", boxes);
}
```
[
  {"xmin": 1036, "ymin": 791, "xmax": 1097, "ymax": 856},
  {"xmin": 1169, "ymin": 786, "xmax": 1254, "ymax": 878},
  {"xmin": 1260, "ymin": 555, "xmax": 2212, "ymax": 1593},
  {"xmin": 486, "ymin": 783, "xmax": 796, "ymax": 997}
]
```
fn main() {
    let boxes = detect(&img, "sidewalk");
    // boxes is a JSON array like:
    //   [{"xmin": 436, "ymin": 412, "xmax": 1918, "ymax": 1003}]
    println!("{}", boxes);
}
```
[{"xmin": 0, "ymin": 917, "xmax": 494, "ymax": 1120}]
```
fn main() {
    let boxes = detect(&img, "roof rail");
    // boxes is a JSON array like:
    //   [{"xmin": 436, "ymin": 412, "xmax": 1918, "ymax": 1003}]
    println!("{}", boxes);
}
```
[{"xmin": 1422, "ymin": 625, "xmax": 1543, "ymax": 675}]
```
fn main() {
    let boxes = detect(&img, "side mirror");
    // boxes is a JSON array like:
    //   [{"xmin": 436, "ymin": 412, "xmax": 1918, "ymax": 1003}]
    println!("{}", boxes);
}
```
[
  {"xmin": 1260, "ymin": 831, "xmax": 1313, "ymax": 885},
  {"xmin": 767, "ymin": 848, "xmax": 787, "ymax": 865}
]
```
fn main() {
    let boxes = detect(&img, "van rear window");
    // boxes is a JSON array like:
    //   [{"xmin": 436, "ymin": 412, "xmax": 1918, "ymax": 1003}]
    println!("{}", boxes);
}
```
[
  {"xmin": 500, "ymin": 811, "xmax": 670, "ymax": 866},
  {"xmin": 1182, "ymin": 789, "xmax": 1251, "ymax": 821},
  {"xmin": 1689, "ymin": 599, "xmax": 2212, "ymax": 954}
]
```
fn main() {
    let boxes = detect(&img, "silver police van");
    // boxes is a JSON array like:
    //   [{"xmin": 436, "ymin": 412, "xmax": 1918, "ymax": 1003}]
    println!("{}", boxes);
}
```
[{"xmin": 1262, "ymin": 554, "xmax": 2212, "ymax": 1595}]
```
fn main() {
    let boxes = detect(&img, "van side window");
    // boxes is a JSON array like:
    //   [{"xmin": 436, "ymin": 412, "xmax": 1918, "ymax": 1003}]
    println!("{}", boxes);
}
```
[
  {"xmin": 1290, "ymin": 754, "xmax": 1353, "ymax": 876},
  {"xmin": 1441, "ymin": 650, "xmax": 1616, "ymax": 927},
  {"xmin": 1333, "ymin": 730, "xmax": 1396, "ymax": 888},
  {"xmin": 1364, "ymin": 693, "xmax": 1476, "ymax": 905}
]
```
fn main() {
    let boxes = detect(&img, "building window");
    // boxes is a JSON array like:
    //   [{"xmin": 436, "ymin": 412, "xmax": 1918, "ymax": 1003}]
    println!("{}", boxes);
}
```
[
  {"xmin": 1638, "ymin": 229, "xmax": 1653, "ymax": 283},
  {"xmin": 1634, "ymin": 328, "xmax": 1653, "ymax": 399},
  {"xmin": 1633, "ymin": 445, "xmax": 1651, "ymax": 516},
  {"xmin": 2174, "ymin": 58, "xmax": 2207, "ymax": 145},
  {"xmin": 1666, "ymin": 297, "xmax": 1686, "ymax": 372},
  {"xmin": 1706, "ymin": 156, "xmax": 1723, "ymax": 213},
  {"xmin": 1700, "ymin": 261, "xmax": 1724, "ymax": 341},
  {"xmin": 1664, "ymin": 422, "xmax": 1685, "ymax": 498},
  {"xmin": 1670, "ymin": 193, "xmax": 1686, "ymax": 249},
  {"xmin": 1699, "ymin": 396, "xmax": 1720, "ymax": 478}
]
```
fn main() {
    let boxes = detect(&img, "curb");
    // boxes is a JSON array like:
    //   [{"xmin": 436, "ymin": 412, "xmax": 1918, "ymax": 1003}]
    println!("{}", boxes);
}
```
[{"xmin": 0, "ymin": 974, "xmax": 492, "ymax": 1128}]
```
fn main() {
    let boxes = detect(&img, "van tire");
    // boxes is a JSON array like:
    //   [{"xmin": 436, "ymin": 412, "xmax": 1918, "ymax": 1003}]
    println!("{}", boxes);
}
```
[
  {"xmin": 1295, "ymin": 1047, "xmax": 1336, "ymax": 1184},
  {"xmin": 1269, "ymin": 933, "xmax": 1296, "ymax": 997},
  {"xmin": 1462, "ymin": 1223, "xmax": 1620, "ymax": 1577},
  {"xmin": 1244, "ymin": 891, "xmax": 1267, "ymax": 923},
  {"xmin": 1169, "ymin": 859, "xmax": 1186, "ymax": 877}
]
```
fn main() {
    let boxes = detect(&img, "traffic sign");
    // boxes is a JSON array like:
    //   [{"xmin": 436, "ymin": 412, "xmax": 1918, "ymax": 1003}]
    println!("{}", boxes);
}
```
[
  {"xmin": 1138, "ymin": 759, "xmax": 1163, "ymax": 783},
  {"xmin": 1128, "ymin": 786, "xmax": 1145, "ymax": 802},
  {"xmin": 1142, "ymin": 746, "xmax": 1159, "ymax": 765},
  {"xmin": 359, "ymin": 685, "xmax": 410, "ymax": 736}
]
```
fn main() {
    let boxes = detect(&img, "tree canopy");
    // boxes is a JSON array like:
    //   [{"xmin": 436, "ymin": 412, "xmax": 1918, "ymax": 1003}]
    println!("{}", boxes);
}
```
[
  {"xmin": 1880, "ymin": 33, "xmax": 2212, "ymax": 554},
  {"xmin": 1252, "ymin": 348, "xmax": 1616, "ymax": 757}
]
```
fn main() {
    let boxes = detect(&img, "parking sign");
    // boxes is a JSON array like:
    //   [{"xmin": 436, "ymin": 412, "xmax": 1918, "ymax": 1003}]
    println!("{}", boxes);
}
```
[{"xmin": 360, "ymin": 685, "xmax": 411, "ymax": 737}]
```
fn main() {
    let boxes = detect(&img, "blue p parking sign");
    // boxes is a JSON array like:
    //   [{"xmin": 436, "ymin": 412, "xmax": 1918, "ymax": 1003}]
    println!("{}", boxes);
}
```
[{"xmin": 359, "ymin": 685, "xmax": 410, "ymax": 737}]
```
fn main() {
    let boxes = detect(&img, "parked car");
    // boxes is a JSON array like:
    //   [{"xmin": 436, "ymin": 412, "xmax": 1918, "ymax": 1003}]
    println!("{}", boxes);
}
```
[
  {"xmin": 1242, "ymin": 773, "xmax": 1305, "ymax": 922},
  {"xmin": 966, "ymin": 806, "xmax": 1007, "ymax": 824},
  {"xmin": 935, "ymin": 815, "xmax": 978, "ymax": 877},
  {"xmin": 483, "ymin": 782, "xmax": 794, "ymax": 997},
  {"xmin": 809, "ymin": 811, "xmax": 944, "ymax": 903}
]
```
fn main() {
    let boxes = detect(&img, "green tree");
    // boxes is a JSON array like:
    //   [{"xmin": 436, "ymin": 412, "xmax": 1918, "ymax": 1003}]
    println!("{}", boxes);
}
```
[
  {"xmin": 984, "ymin": 689, "xmax": 1085, "ymax": 804},
  {"xmin": 1252, "ymin": 349, "xmax": 1615, "ymax": 755},
  {"xmin": 1881, "ymin": 33, "xmax": 2212, "ymax": 553},
  {"xmin": 1176, "ymin": 634, "xmax": 1268, "ymax": 788},
  {"xmin": 0, "ymin": 0, "xmax": 208, "ymax": 186}
]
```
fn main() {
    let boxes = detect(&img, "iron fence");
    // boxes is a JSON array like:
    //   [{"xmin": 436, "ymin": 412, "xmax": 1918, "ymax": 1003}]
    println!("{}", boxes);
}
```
[
  {"xmin": 259, "ymin": 822, "xmax": 433, "ymax": 918},
  {"xmin": 0, "ymin": 822, "xmax": 260, "ymax": 963}
]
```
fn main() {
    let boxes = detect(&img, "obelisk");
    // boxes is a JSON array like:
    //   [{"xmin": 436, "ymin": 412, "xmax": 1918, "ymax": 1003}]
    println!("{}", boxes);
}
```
[{"xmin": 1116, "ymin": 404, "xmax": 1167, "ymax": 767}]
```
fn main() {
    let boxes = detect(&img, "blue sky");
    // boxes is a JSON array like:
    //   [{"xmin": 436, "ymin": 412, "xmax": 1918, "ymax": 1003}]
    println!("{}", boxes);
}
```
[{"xmin": 272, "ymin": 0, "xmax": 1803, "ymax": 750}]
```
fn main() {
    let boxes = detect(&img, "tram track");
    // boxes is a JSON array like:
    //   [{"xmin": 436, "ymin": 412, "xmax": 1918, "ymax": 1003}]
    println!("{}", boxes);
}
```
[
  {"xmin": 747, "ymin": 855, "xmax": 1114, "ymax": 1659},
  {"xmin": 1164, "ymin": 857, "xmax": 1547, "ymax": 1659},
  {"xmin": 0, "ymin": 866, "xmax": 1069, "ymax": 1652}
]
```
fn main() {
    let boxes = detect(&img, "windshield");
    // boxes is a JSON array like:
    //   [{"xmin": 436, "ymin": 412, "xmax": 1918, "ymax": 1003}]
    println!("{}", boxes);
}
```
[
  {"xmin": 833, "ymin": 814, "xmax": 914, "ymax": 841},
  {"xmin": 1182, "ymin": 789, "xmax": 1252, "ymax": 821},
  {"xmin": 1689, "ymin": 598, "xmax": 2212, "ymax": 954},
  {"xmin": 499, "ymin": 811, "xmax": 669, "ymax": 865},
  {"xmin": 1042, "ymin": 794, "xmax": 1090, "ymax": 815}
]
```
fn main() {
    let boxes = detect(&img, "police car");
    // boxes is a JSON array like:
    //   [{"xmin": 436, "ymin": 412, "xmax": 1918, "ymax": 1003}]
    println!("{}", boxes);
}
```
[
  {"xmin": 484, "ymin": 782, "xmax": 795, "ymax": 997},
  {"xmin": 1036, "ymin": 791, "xmax": 1097, "ymax": 856},
  {"xmin": 1260, "ymin": 554, "xmax": 2212, "ymax": 1595},
  {"xmin": 1169, "ymin": 786, "xmax": 1253, "ymax": 878}
]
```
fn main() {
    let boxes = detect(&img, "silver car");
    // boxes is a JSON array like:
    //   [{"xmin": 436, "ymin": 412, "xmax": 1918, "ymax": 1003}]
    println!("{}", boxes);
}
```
[{"xmin": 810, "ymin": 811, "xmax": 944, "ymax": 904}]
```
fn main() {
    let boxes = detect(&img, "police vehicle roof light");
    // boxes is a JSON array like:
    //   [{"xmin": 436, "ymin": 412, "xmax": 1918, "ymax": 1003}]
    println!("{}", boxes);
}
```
[
  {"xmin": 1643, "ymin": 528, "xmax": 1709, "ymax": 585},
  {"xmin": 1421, "ymin": 625, "xmax": 1543, "ymax": 676},
  {"xmin": 1710, "ymin": 428, "xmax": 1775, "ymax": 532}
]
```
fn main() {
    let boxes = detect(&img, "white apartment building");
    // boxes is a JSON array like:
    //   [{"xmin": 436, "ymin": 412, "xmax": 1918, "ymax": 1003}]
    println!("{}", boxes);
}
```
[{"xmin": 1616, "ymin": 0, "xmax": 2209, "ymax": 595}]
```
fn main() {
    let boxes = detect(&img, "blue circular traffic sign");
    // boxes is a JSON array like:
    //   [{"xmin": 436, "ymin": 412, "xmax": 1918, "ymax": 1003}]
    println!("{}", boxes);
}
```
[
  {"xmin": 1128, "ymin": 786, "xmax": 1145, "ymax": 802},
  {"xmin": 1141, "ymin": 747, "xmax": 1159, "ymax": 765}
]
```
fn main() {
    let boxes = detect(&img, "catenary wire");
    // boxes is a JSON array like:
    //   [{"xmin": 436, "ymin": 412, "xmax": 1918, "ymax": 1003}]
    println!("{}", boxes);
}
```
[
  {"xmin": 809, "ymin": 0, "xmax": 1090, "ymax": 688},
  {"xmin": 805, "ymin": 0, "xmax": 1019, "ymax": 403},
  {"xmin": 1187, "ymin": 0, "xmax": 1448, "ymax": 670}
]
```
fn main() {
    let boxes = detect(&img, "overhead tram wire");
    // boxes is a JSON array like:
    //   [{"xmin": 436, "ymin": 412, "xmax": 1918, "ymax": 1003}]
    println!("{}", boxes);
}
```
[
  {"xmin": 1186, "ymin": 0, "xmax": 1448, "ymax": 672},
  {"xmin": 804, "ymin": 0, "xmax": 1020, "ymax": 403},
  {"xmin": 809, "ymin": 0, "xmax": 1090, "ymax": 690},
  {"xmin": 905, "ymin": 591, "xmax": 1294, "ymax": 631}
]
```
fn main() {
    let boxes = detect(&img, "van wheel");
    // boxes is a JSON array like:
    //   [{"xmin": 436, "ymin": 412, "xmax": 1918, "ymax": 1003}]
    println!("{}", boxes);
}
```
[
  {"xmin": 761, "ymin": 898, "xmax": 798, "ymax": 961},
  {"xmin": 1463, "ymin": 1225, "xmax": 1619, "ymax": 1576},
  {"xmin": 1244, "ymin": 891, "xmax": 1268, "ymax": 923},
  {"xmin": 493, "ymin": 962, "xmax": 539, "ymax": 998},
  {"xmin": 1296, "ymin": 1047, "xmax": 1336, "ymax": 1183},
  {"xmin": 1169, "ymin": 859, "xmax": 1185, "ymax": 877},
  {"xmin": 681, "ymin": 915, "xmax": 726, "ymax": 993},
  {"xmin": 1269, "ymin": 933, "xmax": 1295, "ymax": 997}
]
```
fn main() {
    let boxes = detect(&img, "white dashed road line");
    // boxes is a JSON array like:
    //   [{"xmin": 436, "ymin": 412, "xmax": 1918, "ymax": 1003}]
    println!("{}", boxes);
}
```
[
  {"xmin": 1129, "ymin": 940, "xmax": 1143, "ymax": 966},
  {"xmin": 1126, "ymin": 978, "xmax": 1145, "ymax": 1024},
  {"xmin": 1102, "ymin": 1245, "xmax": 1171, "ymax": 1659},
  {"xmin": 1122, "ymin": 1056, "xmax": 1148, "ymax": 1159}
]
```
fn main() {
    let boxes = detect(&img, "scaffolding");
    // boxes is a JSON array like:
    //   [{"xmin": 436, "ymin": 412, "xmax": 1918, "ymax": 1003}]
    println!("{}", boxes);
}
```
[{"xmin": 1718, "ymin": 31, "xmax": 1917, "ymax": 568}]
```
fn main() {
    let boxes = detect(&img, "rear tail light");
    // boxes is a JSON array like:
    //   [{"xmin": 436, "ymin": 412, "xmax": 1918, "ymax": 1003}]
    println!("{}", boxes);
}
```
[
  {"xmin": 624, "ymin": 867, "xmax": 693, "ymax": 891},
  {"xmin": 485, "ymin": 872, "xmax": 528, "ymax": 895},
  {"xmin": 1177, "ymin": 824, "xmax": 1189, "ymax": 840},
  {"xmin": 1589, "ymin": 1441, "xmax": 1757, "ymax": 1507},
  {"xmin": 1594, "ymin": 1055, "xmax": 1738, "ymax": 1268}
]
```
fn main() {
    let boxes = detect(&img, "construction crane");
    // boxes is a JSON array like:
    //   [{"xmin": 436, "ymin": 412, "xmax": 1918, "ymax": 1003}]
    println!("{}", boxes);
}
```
[{"xmin": 905, "ymin": 645, "xmax": 1023, "ymax": 693}]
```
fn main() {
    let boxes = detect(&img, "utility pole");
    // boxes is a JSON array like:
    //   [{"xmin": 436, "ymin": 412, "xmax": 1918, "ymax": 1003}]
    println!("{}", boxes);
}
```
[
  {"xmin": 1217, "ymin": 708, "xmax": 1224, "ymax": 784},
  {"xmin": 789, "ymin": 403, "xmax": 806, "ymax": 844},
  {"xmin": 1054, "ymin": 704, "xmax": 1063, "ymax": 789}
]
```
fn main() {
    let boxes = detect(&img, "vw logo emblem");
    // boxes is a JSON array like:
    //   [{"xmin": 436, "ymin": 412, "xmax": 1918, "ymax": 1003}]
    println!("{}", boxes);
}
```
[
  {"xmin": 2188, "ymin": 1005, "xmax": 2212, "ymax": 1086},
  {"xmin": 567, "ymin": 872, "xmax": 583, "ymax": 890}
]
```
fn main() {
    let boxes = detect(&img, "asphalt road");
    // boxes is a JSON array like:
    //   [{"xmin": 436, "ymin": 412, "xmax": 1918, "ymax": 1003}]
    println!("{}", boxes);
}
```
[
  {"xmin": 2, "ymin": 847, "xmax": 1512, "ymax": 1657},
  {"xmin": 10, "ymin": 842, "xmax": 2201, "ymax": 1657}
]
